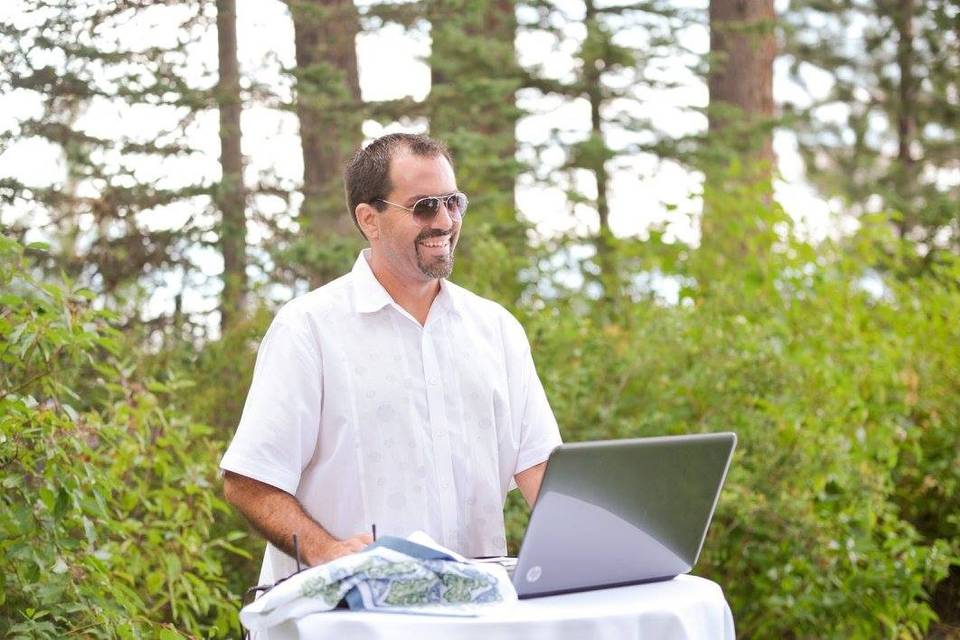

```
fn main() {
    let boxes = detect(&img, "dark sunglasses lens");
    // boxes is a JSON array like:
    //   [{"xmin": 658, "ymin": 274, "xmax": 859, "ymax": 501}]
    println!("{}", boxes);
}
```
[
  {"xmin": 413, "ymin": 197, "xmax": 441, "ymax": 221},
  {"xmin": 447, "ymin": 193, "xmax": 468, "ymax": 217}
]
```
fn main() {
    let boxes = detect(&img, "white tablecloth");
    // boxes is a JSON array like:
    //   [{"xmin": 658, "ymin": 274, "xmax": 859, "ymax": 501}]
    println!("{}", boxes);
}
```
[{"xmin": 264, "ymin": 574, "xmax": 735, "ymax": 640}]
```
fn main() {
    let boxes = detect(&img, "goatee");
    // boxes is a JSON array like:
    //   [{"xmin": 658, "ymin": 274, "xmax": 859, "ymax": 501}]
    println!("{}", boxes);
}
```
[
  {"xmin": 416, "ymin": 230, "xmax": 455, "ymax": 279},
  {"xmin": 418, "ymin": 251, "xmax": 454, "ymax": 279}
]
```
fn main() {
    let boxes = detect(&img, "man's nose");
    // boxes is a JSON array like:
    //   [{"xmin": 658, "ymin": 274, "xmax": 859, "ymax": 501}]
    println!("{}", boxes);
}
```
[{"xmin": 430, "ymin": 199, "xmax": 456, "ymax": 229}]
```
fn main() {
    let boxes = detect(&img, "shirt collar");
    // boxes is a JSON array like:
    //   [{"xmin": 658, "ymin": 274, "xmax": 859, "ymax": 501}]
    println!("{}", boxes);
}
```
[
  {"xmin": 351, "ymin": 249, "xmax": 461, "ymax": 317},
  {"xmin": 351, "ymin": 249, "xmax": 393, "ymax": 314},
  {"xmin": 434, "ymin": 277, "xmax": 459, "ymax": 316}
]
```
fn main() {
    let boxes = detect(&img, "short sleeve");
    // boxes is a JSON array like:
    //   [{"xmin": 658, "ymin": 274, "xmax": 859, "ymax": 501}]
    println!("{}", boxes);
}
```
[
  {"xmin": 220, "ymin": 307, "xmax": 323, "ymax": 495},
  {"xmin": 506, "ymin": 317, "xmax": 562, "ymax": 475}
]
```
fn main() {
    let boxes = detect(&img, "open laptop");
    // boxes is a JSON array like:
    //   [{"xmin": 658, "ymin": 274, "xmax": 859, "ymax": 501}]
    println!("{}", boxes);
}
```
[{"xmin": 503, "ymin": 432, "xmax": 736, "ymax": 598}]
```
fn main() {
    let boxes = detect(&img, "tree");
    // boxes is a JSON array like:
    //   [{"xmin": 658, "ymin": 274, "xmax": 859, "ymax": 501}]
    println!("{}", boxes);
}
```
[
  {"xmin": 784, "ymin": 0, "xmax": 960, "ymax": 272},
  {"xmin": 422, "ymin": 0, "xmax": 534, "ymax": 303},
  {"xmin": 700, "ymin": 0, "xmax": 778, "ymax": 274},
  {"xmin": 429, "ymin": 0, "xmax": 521, "ymax": 207},
  {"xmin": 216, "ymin": 0, "xmax": 248, "ymax": 330},
  {"xmin": 520, "ymin": 0, "xmax": 688, "ymax": 302},
  {"xmin": 284, "ymin": 0, "xmax": 365, "ymax": 286},
  {"xmin": 707, "ymin": 0, "xmax": 776, "ymax": 172},
  {"xmin": 0, "ymin": 1, "xmax": 217, "ymax": 333}
]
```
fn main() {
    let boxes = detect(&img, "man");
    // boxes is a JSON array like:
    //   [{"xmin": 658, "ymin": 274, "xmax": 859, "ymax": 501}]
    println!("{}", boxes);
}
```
[{"xmin": 221, "ymin": 133, "xmax": 561, "ymax": 585}]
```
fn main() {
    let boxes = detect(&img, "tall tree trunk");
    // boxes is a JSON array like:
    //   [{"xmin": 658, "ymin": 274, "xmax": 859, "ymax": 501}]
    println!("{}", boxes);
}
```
[
  {"xmin": 287, "ymin": 0, "xmax": 363, "ymax": 286},
  {"xmin": 584, "ymin": 0, "xmax": 616, "ymax": 302},
  {"xmin": 428, "ymin": 0, "xmax": 526, "ymax": 302},
  {"xmin": 707, "ymin": 0, "xmax": 776, "ymax": 166},
  {"xmin": 429, "ymin": 0, "xmax": 520, "ymax": 211},
  {"xmin": 702, "ymin": 0, "xmax": 776, "ymax": 273},
  {"xmin": 894, "ymin": 0, "xmax": 917, "ymax": 241},
  {"xmin": 216, "ymin": 0, "xmax": 247, "ymax": 331}
]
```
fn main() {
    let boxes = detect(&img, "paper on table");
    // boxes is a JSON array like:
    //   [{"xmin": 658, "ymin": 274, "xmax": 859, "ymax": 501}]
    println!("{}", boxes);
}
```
[{"xmin": 240, "ymin": 531, "xmax": 518, "ymax": 632}]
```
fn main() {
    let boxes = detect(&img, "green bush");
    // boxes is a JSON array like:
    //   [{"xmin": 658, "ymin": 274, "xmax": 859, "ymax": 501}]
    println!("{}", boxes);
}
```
[
  {"xmin": 4, "ymin": 200, "xmax": 958, "ymax": 639},
  {"xmin": 502, "ymin": 217, "xmax": 958, "ymax": 638},
  {"xmin": 149, "ymin": 308, "xmax": 273, "ymax": 598},
  {"xmin": 0, "ymin": 236, "xmax": 246, "ymax": 638}
]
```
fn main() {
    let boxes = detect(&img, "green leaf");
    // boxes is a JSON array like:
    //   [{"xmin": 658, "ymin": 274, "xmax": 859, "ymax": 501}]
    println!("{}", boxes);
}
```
[
  {"xmin": 53, "ymin": 486, "xmax": 71, "ymax": 521},
  {"xmin": 62, "ymin": 404, "xmax": 79, "ymax": 423}
]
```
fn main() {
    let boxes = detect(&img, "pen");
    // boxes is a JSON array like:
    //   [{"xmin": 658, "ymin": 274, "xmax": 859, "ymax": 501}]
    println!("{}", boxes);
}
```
[{"xmin": 372, "ymin": 523, "xmax": 377, "ymax": 542}]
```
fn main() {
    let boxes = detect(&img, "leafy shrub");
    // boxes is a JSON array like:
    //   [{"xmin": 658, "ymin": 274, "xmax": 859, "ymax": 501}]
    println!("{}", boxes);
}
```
[
  {"xmin": 5, "ymin": 195, "xmax": 956, "ymax": 639},
  {"xmin": 502, "ymin": 218, "xmax": 958, "ymax": 638},
  {"xmin": 0, "ymin": 235, "xmax": 246, "ymax": 637},
  {"xmin": 148, "ymin": 308, "xmax": 273, "ymax": 597}
]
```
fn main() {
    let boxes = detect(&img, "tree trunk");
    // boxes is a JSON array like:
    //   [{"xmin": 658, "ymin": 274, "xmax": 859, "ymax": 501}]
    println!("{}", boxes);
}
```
[
  {"xmin": 895, "ymin": 0, "xmax": 917, "ymax": 240},
  {"xmin": 425, "ymin": 0, "xmax": 527, "ymax": 302},
  {"xmin": 216, "ymin": 0, "xmax": 247, "ymax": 331},
  {"xmin": 707, "ymin": 0, "xmax": 776, "ymax": 166},
  {"xmin": 287, "ymin": 0, "xmax": 363, "ymax": 285},
  {"xmin": 702, "ymin": 0, "xmax": 776, "ymax": 274},
  {"xmin": 584, "ymin": 0, "xmax": 616, "ymax": 302},
  {"xmin": 429, "ymin": 0, "xmax": 520, "ymax": 209}
]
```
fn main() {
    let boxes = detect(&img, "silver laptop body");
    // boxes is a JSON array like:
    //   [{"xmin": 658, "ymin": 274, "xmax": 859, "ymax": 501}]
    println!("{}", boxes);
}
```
[{"xmin": 512, "ymin": 432, "xmax": 737, "ymax": 598}]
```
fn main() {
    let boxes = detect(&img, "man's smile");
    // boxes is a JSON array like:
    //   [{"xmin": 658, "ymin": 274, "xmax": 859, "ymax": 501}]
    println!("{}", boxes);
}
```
[
  {"xmin": 412, "ymin": 228, "xmax": 456, "ymax": 279},
  {"xmin": 415, "ymin": 229, "xmax": 456, "ymax": 258},
  {"xmin": 417, "ymin": 237, "xmax": 450, "ymax": 249}
]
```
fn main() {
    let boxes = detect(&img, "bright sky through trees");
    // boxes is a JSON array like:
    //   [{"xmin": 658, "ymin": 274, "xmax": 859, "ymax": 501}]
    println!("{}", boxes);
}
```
[{"xmin": 0, "ymin": 0, "xmax": 840, "ymax": 252}]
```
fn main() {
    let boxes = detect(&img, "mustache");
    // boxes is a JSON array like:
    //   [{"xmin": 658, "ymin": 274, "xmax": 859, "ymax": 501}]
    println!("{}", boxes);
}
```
[{"xmin": 416, "ymin": 228, "xmax": 454, "ymax": 242}]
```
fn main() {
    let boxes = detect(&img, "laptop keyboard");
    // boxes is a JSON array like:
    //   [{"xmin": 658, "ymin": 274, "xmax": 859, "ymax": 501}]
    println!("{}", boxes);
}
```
[{"xmin": 471, "ymin": 556, "xmax": 517, "ymax": 578}]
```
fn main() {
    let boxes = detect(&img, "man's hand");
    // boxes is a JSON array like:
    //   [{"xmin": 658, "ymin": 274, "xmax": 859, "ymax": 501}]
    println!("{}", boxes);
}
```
[
  {"xmin": 308, "ymin": 532, "xmax": 374, "ymax": 566},
  {"xmin": 223, "ymin": 471, "xmax": 374, "ymax": 567}
]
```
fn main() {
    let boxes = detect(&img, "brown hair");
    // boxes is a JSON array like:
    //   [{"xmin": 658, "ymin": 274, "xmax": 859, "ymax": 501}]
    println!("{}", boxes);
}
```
[{"xmin": 343, "ymin": 133, "xmax": 454, "ymax": 238}]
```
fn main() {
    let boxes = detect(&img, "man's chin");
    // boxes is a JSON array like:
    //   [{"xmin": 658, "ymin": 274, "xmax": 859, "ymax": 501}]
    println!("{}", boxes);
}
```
[{"xmin": 417, "ymin": 254, "xmax": 454, "ymax": 280}]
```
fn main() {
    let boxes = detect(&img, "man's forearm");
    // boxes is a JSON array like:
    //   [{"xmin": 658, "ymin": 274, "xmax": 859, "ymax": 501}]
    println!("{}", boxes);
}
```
[
  {"xmin": 515, "ymin": 461, "xmax": 548, "ymax": 507},
  {"xmin": 222, "ymin": 471, "xmax": 368, "ymax": 566}
]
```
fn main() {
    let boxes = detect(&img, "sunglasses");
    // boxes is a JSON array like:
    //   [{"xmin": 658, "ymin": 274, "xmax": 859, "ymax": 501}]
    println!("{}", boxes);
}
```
[{"xmin": 377, "ymin": 191, "xmax": 469, "ymax": 224}]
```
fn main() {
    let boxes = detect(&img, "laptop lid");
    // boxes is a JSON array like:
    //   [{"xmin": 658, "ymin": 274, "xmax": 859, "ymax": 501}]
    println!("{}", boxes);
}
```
[{"xmin": 512, "ymin": 432, "xmax": 737, "ymax": 598}]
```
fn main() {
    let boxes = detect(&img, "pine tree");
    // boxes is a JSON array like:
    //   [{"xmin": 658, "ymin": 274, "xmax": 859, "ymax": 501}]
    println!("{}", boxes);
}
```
[
  {"xmin": 429, "ymin": 0, "xmax": 521, "ymax": 210},
  {"xmin": 0, "ymin": 1, "xmax": 219, "ymax": 332},
  {"xmin": 700, "ymin": 0, "xmax": 778, "ymax": 276},
  {"xmin": 520, "ymin": 0, "xmax": 688, "ymax": 300},
  {"xmin": 284, "ymin": 0, "xmax": 365, "ymax": 286},
  {"xmin": 426, "ymin": 0, "xmax": 531, "ymax": 304},
  {"xmin": 707, "ymin": 0, "xmax": 776, "ymax": 172},
  {"xmin": 216, "ymin": 0, "xmax": 248, "ymax": 330},
  {"xmin": 784, "ymin": 0, "xmax": 960, "ymax": 271}
]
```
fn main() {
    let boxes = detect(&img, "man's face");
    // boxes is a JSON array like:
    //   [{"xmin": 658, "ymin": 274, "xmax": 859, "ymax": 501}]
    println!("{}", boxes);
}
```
[{"xmin": 374, "ymin": 152, "xmax": 461, "ymax": 282}]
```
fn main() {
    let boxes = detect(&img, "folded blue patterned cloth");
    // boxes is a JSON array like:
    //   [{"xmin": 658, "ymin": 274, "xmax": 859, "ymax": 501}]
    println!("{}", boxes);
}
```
[{"xmin": 239, "ymin": 531, "xmax": 517, "ymax": 632}]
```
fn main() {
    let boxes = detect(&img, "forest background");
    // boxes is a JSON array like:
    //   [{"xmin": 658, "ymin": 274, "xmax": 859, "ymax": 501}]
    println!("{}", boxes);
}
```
[{"xmin": 1, "ymin": 0, "xmax": 958, "ymax": 637}]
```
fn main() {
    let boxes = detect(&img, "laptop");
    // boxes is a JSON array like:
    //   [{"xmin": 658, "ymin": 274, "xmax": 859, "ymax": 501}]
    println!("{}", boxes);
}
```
[{"xmin": 505, "ymin": 432, "xmax": 737, "ymax": 598}]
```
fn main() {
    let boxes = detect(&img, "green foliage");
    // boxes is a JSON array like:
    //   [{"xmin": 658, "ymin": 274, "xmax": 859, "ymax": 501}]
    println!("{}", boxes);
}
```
[
  {"xmin": 501, "ymin": 211, "xmax": 960, "ymax": 638},
  {"xmin": 4, "ymin": 171, "xmax": 958, "ymax": 639},
  {"xmin": 784, "ymin": 0, "xmax": 960, "ymax": 264},
  {"xmin": 0, "ymin": 0, "xmax": 215, "ymax": 311},
  {"xmin": 0, "ymin": 236, "xmax": 246, "ymax": 638},
  {"xmin": 429, "ymin": 0, "xmax": 524, "ymax": 236},
  {"xmin": 2, "ymin": 2, "xmax": 958, "ymax": 637}
]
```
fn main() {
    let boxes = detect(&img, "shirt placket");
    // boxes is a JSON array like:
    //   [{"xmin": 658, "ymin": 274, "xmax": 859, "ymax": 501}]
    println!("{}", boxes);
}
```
[{"xmin": 421, "ymin": 324, "xmax": 459, "ymax": 548}]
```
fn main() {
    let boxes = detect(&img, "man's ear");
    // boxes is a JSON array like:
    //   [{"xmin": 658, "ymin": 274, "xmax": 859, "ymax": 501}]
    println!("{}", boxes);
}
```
[{"xmin": 356, "ymin": 203, "xmax": 380, "ymax": 240}]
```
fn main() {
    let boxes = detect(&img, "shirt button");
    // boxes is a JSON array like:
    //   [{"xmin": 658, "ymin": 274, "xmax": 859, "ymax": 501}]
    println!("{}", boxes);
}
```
[{"xmin": 429, "ymin": 377, "xmax": 439, "ymax": 385}]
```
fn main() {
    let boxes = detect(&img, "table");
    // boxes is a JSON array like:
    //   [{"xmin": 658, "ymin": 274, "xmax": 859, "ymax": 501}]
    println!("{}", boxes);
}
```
[{"xmin": 263, "ymin": 574, "xmax": 735, "ymax": 640}]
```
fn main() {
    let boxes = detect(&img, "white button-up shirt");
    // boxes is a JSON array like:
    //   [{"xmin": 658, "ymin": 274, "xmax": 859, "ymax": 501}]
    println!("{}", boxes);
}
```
[{"xmin": 221, "ymin": 250, "xmax": 562, "ymax": 583}]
